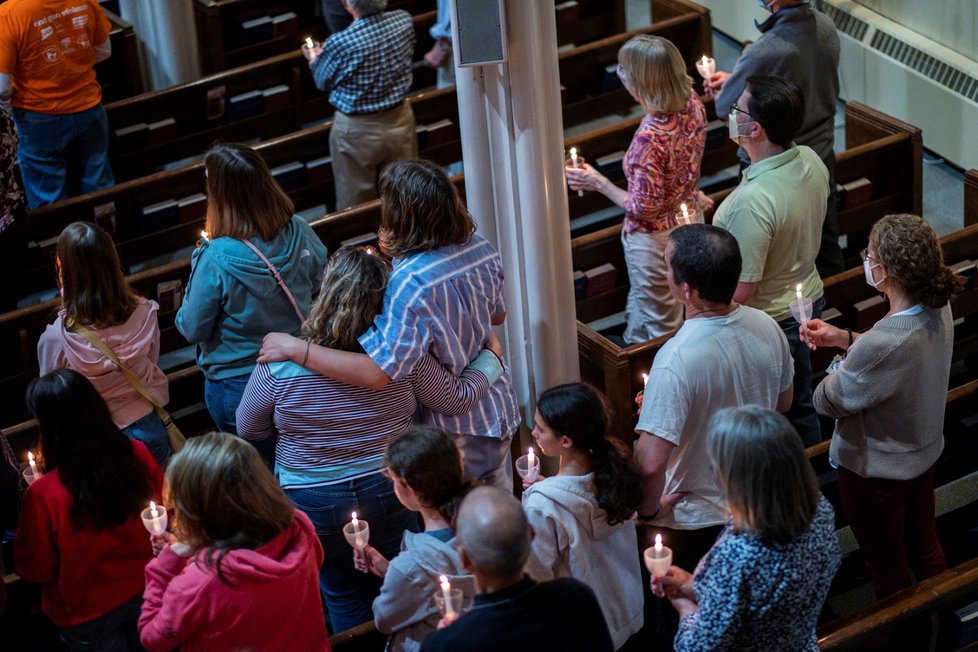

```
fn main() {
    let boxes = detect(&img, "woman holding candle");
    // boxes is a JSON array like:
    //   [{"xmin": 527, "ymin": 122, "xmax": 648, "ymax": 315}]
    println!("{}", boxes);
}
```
[
  {"xmin": 353, "ymin": 426, "xmax": 476, "ymax": 651},
  {"xmin": 37, "ymin": 221, "xmax": 170, "ymax": 465},
  {"xmin": 15, "ymin": 369, "xmax": 163, "ymax": 652},
  {"xmin": 803, "ymin": 213, "xmax": 961, "ymax": 598},
  {"xmin": 651, "ymin": 406, "xmax": 839, "ymax": 651},
  {"xmin": 139, "ymin": 432, "xmax": 330, "ymax": 652},
  {"xmin": 236, "ymin": 246, "xmax": 502, "ymax": 633},
  {"xmin": 175, "ymin": 142, "xmax": 327, "ymax": 436},
  {"xmin": 564, "ymin": 35, "xmax": 708, "ymax": 343},
  {"xmin": 522, "ymin": 383, "xmax": 645, "ymax": 650}
]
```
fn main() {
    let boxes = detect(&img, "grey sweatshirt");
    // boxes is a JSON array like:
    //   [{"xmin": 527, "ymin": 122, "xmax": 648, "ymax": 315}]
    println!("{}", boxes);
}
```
[
  {"xmin": 715, "ymin": 3, "xmax": 840, "ymax": 164},
  {"xmin": 814, "ymin": 305, "xmax": 952, "ymax": 480}
]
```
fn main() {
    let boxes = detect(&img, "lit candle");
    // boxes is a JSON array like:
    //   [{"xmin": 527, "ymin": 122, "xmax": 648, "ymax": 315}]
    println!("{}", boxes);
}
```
[
  {"xmin": 351, "ymin": 511, "xmax": 363, "ymax": 549},
  {"xmin": 141, "ymin": 500, "xmax": 168, "ymax": 535},
  {"xmin": 24, "ymin": 450, "xmax": 41, "ymax": 485},
  {"xmin": 569, "ymin": 147, "xmax": 583, "ymax": 196},
  {"xmin": 795, "ymin": 283, "xmax": 803, "ymax": 302},
  {"xmin": 199, "ymin": 229, "xmax": 209, "ymax": 242},
  {"xmin": 28, "ymin": 450, "xmax": 36, "ymax": 474},
  {"xmin": 644, "ymin": 533, "xmax": 674, "ymax": 578},
  {"xmin": 700, "ymin": 55, "xmax": 709, "ymax": 67},
  {"xmin": 527, "ymin": 447, "xmax": 536, "ymax": 468},
  {"xmin": 642, "ymin": 373, "xmax": 649, "ymax": 386},
  {"xmin": 304, "ymin": 36, "xmax": 314, "ymax": 49},
  {"xmin": 680, "ymin": 202, "xmax": 690, "ymax": 224},
  {"xmin": 439, "ymin": 574, "xmax": 457, "ymax": 618},
  {"xmin": 695, "ymin": 55, "xmax": 716, "ymax": 95}
]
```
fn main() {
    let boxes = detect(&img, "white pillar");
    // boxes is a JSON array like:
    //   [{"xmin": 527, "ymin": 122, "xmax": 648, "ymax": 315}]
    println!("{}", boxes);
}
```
[
  {"xmin": 452, "ymin": 0, "xmax": 580, "ymax": 424},
  {"xmin": 119, "ymin": 0, "xmax": 201, "ymax": 90}
]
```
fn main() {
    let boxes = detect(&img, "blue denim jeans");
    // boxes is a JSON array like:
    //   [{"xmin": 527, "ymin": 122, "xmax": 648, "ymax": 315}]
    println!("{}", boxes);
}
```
[
  {"xmin": 59, "ymin": 593, "xmax": 144, "ymax": 652},
  {"xmin": 286, "ymin": 473, "xmax": 420, "ymax": 634},
  {"xmin": 205, "ymin": 374, "xmax": 276, "ymax": 465},
  {"xmin": 120, "ymin": 411, "xmax": 170, "ymax": 467},
  {"xmin": 11, "ymin": 104, "xmax": 114, "ymax": 209},
  {"xmin": 778, "ymin": 296, "xmax": 825, "ymax": 447}
]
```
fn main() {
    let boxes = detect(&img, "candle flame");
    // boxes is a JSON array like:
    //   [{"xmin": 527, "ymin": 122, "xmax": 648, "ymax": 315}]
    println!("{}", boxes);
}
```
[
  {"xmin": 305, "ymin": 36, "xmax": 314, "ymax": 49},
  {"xmin": 680, "ymin": 203, "xmax": 689, "ymax": 219},
  {"xmin": 28, "ymin": 451, "xmax": 35, "ymax": 464},
  {"xmin": 701, "ymin": 55, "xmax": 709, "ymax": 66},
  {"xmin": 439, "ymin": 574, "xmax": 450, "ymax": 589},
  {"xmin": 642, "ymin": 373, "xmax": 649, "ymax": 385},
  {"xmin": 655, "ymin": 533, "xmax": 663, "ymax": 551},
  {"xmin": 569, "ymin": 147, "xmax": 577, "ymax": 158},
  {"xmin": 351, "ymin": 511, "xmax": 358, "ymax": 523},
  {"xmin": 200, "ymin": 230, "xmax": 209, "ymax": 241},
  {"xmin": 150, "ymin": 500, "xmax": 158, "ymax": 518},
  {"xmin": 796, "ymin": 283, "xmax": 802, "ymax": 292}
]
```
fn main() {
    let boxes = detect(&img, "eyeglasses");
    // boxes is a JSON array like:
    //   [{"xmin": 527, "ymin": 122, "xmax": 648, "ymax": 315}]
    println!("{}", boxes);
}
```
[
  {"xmin": 729, "ymin": 104, "xmax": 757, "ymax": 120},
  {"xmin": 616, "ymin": 63, "xmax": 628, "ymax": 82},
  {"xmin": 859, "ymin": 248, "xmax": 875, "ymax": 262}
]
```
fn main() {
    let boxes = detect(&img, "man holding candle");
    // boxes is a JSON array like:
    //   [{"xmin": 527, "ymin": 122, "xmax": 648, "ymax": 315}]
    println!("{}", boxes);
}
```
[
  {"xmin": 421, "ymin": 487, "xmax": 614, "ymax": 652},
  {"xmin": 713, "ymin": 75, "xmax": 827, "ymax": 447},
  {"xmin": 707, "ymin": 0, "xmax": 844, "ymax": 277},
  {"xmin": 634, "ymin": 225, "xmax": 793, "ymax": 571},
  {"xmin": 302, "ymin": 0, "xmax": 417, "ymax": 211}
]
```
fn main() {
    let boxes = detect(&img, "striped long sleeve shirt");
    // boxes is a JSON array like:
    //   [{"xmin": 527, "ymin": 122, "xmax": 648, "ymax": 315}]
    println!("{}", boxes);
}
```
[{"xmin": 359, "ymin": 233, "xmax": 521, "ymax": 440}]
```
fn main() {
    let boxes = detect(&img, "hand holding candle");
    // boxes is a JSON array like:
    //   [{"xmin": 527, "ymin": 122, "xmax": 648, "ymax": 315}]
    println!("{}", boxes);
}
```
[
  {"xmin": 516, "ymin": 447, "xmax": 541, "ymax": 484},
  {"xmin": 695, "ymin": 55, "xmax": 716, "ymax": 95},
  {"xmin": 435, "ymin": 574, "xmax": 463, "ymax": 621},
  {"xmin": 343, "ymin": 511, "xmax": 370, "ymax": 555},
  {"xmin": 789, "ymin": 283, "xmax": 813, "ymax": 324},
  {"xmin": 567, "ymin": 147, "xmax": 584, "ymax": 197},
  {"xmin": 644, "ymin": 533, "xmax": 673, "ymax": 578},
  {"xmin": 141, "ymin": 500, "xmax": 168, "ymax": 536}
]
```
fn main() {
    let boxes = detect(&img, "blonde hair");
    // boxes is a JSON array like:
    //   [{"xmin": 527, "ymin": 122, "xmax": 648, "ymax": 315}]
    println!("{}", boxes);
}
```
[
  {"xmin": 301, "ymin": 247, "xmax": 389, "ymax": 351},
  {"xmin": 871, "ymin": 213, "xmax": 964, "ymax": 309},
  {"xmin": 617, "ymin": 35, "xmax": 693, "ymax": 114},
  {"xmin": 204, "ymin": 142, "xmax": 294, "ymax": 241},
  {"xmin": 707, "ymin": 407, "xmax": 819, "ymax": 546},
  {"xmin": 164, "ymin": 432, "xmax": 295, "ymax": 583}
]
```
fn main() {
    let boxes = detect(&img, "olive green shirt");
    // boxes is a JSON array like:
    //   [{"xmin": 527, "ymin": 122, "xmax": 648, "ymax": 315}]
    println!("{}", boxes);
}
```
[{"xmin": 714, "ymin": 144, "xmax": 827, "ymax": 321}]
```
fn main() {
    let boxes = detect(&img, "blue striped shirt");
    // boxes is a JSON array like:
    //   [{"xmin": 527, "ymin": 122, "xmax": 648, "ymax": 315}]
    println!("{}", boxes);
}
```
[
  {"xmin": 359, "ymin": 233, "xmax": 521, "ymax": 439},
  {"xmin": 236, "ymin": 352, "xmax": 498, "ymax": 489},
  {"xmin": 309, "ymin": 10, "xmax": 415, "ymax": 115}
]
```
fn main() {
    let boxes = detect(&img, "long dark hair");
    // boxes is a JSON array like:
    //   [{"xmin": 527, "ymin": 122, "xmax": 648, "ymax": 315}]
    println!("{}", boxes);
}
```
[
  {"xmin": 536, "ymin": 383, "xmax": 642, "ymax": 525},
  {"xmin": 164, "ymin": 432, "xmax": 295, "ymax": 584},
  {"xmin": 57, "ymin": 222, "xmax": 140, "ymax": 329},
  {"xmin": 26, "ymin": 369, "xmax": 154, "ymax": 530},
  {"xmin": 385, "ymin": 426, "xmax": 473, "ymax": 529}
]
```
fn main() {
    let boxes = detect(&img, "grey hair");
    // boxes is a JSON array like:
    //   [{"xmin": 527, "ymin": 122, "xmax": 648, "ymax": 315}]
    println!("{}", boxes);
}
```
[
  {"xmin": 707, "ymin": 406, "xmax": 820, "ymax": 546},
  {"xmin": 346, "ymin": 0, "xmax": 388, "ymax": 16},
  {"xmin": 456, "ymin": 486, "xmax": 530, "ymax": 578}
]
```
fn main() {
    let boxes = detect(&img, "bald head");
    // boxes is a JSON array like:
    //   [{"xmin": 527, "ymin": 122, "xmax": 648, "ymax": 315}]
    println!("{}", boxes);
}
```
[{"xmin": 456, "ymin": 486, "xmax": 530, "ymax": 579}]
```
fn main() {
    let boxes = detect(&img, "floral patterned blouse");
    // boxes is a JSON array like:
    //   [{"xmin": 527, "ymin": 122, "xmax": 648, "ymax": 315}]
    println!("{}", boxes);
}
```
[
  {"xmin": 0, "ymin": 109, "xmax": 25, "ymax": 232},
  {"xmin": 674, "ymin": 495, "xmax": 840, "ymax": 652},
  {"xmin": 623, "ymin": 91, "xmax": 707, "ymax": 234}
]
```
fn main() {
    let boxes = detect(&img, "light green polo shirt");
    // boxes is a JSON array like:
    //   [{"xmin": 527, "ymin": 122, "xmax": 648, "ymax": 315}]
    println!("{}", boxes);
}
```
[{"xmin": 713, "ymin": 144, "xmax": 827, "ymax": 322}]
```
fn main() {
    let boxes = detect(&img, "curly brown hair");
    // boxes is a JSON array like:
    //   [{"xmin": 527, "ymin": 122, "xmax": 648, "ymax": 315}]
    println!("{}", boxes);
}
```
[
  {"xmin": 301, "ymin": 247, "xmax": 389, "ymax": 351},
  {"xmin": 871, "ymin": 213, "xmax": 964, "ymax": 308}
]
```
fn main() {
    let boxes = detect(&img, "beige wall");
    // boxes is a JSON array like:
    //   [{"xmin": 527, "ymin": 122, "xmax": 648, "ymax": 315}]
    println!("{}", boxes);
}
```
[{"xmin": 853, "ymin": 0, "xmax": 977, "ymax": 60}]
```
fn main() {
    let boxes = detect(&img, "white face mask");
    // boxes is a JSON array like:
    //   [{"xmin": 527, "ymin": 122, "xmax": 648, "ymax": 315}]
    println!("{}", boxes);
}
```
[
  {"xmin": 863, "ymin": 258, "xmax": 886, "ymax": 289},
  {"xmin": 728, "ymin": 112, "xmax": 755, "ymax": 143}
]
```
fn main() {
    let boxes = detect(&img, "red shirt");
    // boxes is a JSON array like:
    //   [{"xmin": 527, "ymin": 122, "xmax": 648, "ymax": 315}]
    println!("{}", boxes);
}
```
[{"xmin": 14, "ymin": 441, "xmax": 163, "ymax": 627}]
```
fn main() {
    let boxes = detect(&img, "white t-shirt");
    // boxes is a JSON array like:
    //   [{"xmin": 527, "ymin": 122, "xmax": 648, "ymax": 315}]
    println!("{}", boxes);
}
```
[{"xmin": 635, "ymin": 305, "xmax": 793, "ymax": 529}]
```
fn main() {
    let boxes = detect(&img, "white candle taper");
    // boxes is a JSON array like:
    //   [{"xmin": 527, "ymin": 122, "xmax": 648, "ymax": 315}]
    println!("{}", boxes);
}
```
[
  {"xmin": 439, "ymin": 574, "xmax": 457, "ymax": 618},
  {"xmin": 305, "ymin": 36, "xmax": 314, "ymax": 49},
  {"xmin": 644, "ymin": 533, "xmax": 673, "ymax": 578},
  {"xmin": 569, "ymin": 147, "xmax": 583, "ymax": 196},
  {"xmin": 141, "ymin": 500, "xmax": 168, "ymax": 535},
  {"xmin": 351, "ymin": 511, "xmax": 363, "ymax": 549}
]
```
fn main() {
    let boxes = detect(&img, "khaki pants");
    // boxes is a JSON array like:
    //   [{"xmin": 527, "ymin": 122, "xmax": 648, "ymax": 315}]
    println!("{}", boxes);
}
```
[{"xmin": 329, "ymin": 102, "xmax": 418, "ymax": 211}]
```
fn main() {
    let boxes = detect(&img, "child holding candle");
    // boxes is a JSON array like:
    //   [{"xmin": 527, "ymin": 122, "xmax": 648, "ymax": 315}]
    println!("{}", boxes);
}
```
[
  {"xmin": 139, "ymin": 432, "xmax": 329, "ymax": 652},
  {"xmin": 15, "ymin": 369, "xmax": 163, "ymax": 651},
  {"xmin": 650, "ymin": 407, "xmax": 839, "ymax": 651},
  {"xmin": 564, "ymin": 35, "xmax": 709, "ymax": 343},
  {"xmin": 522, "ymin": 383, "xmax": 645, "ymax": 650},
  {"xmin": 352, "ymin": 426, "xmax": 476, "ymax": 652},
  {"xmin": 37, "ymin": 221, "xmax": 171, "ymax": 465}
]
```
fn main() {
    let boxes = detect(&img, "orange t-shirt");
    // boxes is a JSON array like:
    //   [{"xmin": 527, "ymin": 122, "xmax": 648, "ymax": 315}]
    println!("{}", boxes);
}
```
[{"xmin": 0, "ymin": 0, "xmax": 110, "ymax": 114}]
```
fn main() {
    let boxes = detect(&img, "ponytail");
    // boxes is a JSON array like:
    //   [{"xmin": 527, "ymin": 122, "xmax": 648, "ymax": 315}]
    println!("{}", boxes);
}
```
[{"xmin": 589, "ymin": 437, "xmax": 643, "ymax": 525}]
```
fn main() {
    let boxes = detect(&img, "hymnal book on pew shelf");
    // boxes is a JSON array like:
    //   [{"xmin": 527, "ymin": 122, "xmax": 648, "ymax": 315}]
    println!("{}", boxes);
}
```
[
  {"xmin": 239, "ymin": 16, "xmax": 274, "ymax": 47},
  {"xmin": 584, "ymin": 263, "xmax": 616, "ymax": 298},
  {"xmin": 272, "ymin": 12, "xmax": 298, "ymax": 38},
  {"xmin": 157, "ymin": 280, "xmax": 183, "ymax": 313},
  {"xmin": 227, "ymin": 90, "xmax": 264, "ymax": 122},
  {"xmin": 206, "ymin": 86, "xmax": 226, "ymax": 121}
]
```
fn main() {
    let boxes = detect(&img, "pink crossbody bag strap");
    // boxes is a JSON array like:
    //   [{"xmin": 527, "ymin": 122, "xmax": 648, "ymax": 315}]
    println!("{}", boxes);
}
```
[{"xmin": 239, "ymin": 239, "xmax": 306, "ymax": 323}]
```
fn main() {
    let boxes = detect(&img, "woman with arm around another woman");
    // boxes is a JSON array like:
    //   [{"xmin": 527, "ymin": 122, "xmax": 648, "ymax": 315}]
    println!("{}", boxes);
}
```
[
  {"xmin": 565, "ymin": 35, "xmax": 708, "ymax": 343},
  {"xmin": 522, "ymin": 383, "xmax": 645, "ymax": 650},
  {"xmin": 652, "ymin": 406, "xmax": 840, "ymax": 651},
  {"xmin": 37, "ymin": 222, "xmax": 170, "ymax": 465},
  {"xmin": 236, "ymin": 246, "xmax": 502, "ymax": 634},
  {"xmin": 175, "ymin": 142, "xmax": 327, "ymax": 434},
  {"xmin": 803, "ymin": 213, "xmax": 962, "ymax": 597},
  {"xmin": 16, "ymin": 369, "xmax": 163, "ymax": 651}
]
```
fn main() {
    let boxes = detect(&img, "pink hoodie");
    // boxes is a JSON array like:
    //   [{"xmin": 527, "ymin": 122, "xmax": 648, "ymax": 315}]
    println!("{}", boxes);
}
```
[
  {"xmin": 37, "ymin": 298, "xmax": 168, "ymax": 429},
  {"xmin": 139, "ymin": 510, "xmax": 331, "ymax": 652}
]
